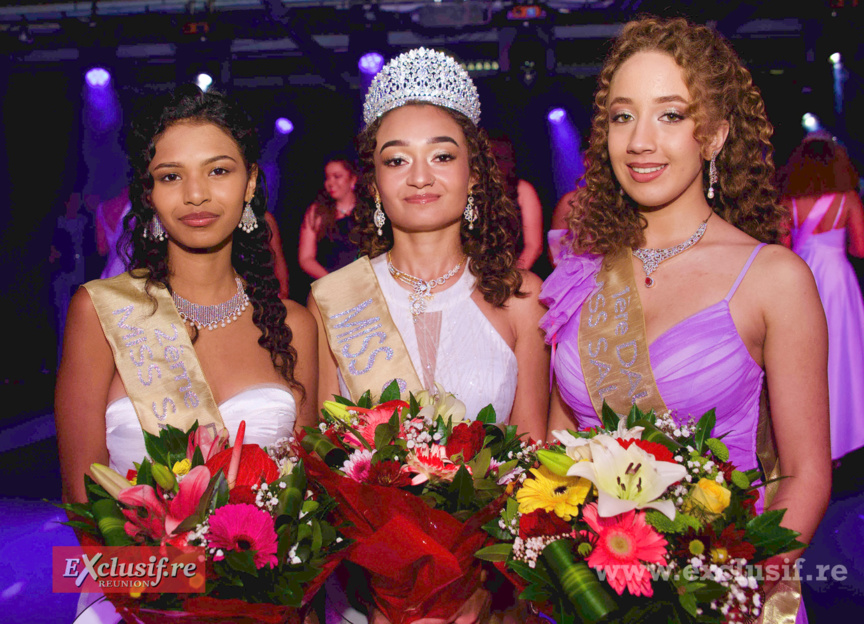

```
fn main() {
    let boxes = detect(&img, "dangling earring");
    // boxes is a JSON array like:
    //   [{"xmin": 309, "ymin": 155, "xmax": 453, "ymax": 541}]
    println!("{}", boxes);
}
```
[
  {"xmin": 146, "ymin": 214, "xmax": 166, "ymax": 241},
  {"xmin": 238, "ymin": 201, "xmax": 258, "ymax": 233},
  {"xmin": 373, "ymin": 192, "xmax": 386, "ymax": 236},
  {"xmin": 619, "ymin": 187, "xmax": 625, "ymax": 197},
  {"xmin": 707, "ymin": 152, "xmax": 718, "ymax": 200},
  {"xmin": 463, "ymin": 194, "xmax": 477, "ymax": 230}
]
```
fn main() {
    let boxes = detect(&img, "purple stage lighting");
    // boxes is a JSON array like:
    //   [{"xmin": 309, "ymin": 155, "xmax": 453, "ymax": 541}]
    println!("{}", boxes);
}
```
[
  {"xmin": 359, "ymin": 52, "xmax": 385, "ymax": 75},
  {"xmin": 275, "ymin": 118, "xmax": 294, "ymax": 135},
  {"xmin": 548, "ymin": 108, "xmax": 566, "ymax": 123},
  {"xmin": 85, "ymin": 67, "xmax": 111, "ymax": 88}
]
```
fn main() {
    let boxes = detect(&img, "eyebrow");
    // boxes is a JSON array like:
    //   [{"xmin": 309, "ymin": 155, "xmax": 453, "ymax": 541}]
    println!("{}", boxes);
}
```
[
  {"xmin": 379, "ymin": 136, "xmax": 459, "ymax": 153},
  {"xmin": 151, "ymin": 155, "xmax": 238, "ymax": 171},
  {"xmin": 609, "ymin": 95, "xmax": 689, "ymax": 106}
]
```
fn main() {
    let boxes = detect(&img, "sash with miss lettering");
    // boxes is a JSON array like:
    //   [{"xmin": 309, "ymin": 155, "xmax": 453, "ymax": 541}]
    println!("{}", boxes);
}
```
[
  {"xmin": 84, "ymin": 271, "xmax": 225, "ymax": 436},
  {"xmin": 312, "ymin": 257, "xmax": 423, "ymax": 401},
  {"xmin": 578, "ymin": 250, "xmax": 668, "ymax": 416}
]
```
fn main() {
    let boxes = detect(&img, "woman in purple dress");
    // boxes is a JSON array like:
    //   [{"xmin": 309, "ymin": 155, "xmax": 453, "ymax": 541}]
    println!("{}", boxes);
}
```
[
  {"xmin": 778, "ymin": 135, "xmax": 864, "ymax": 461},
  {"xmin": 542, "ymin": 17, "xmax": 829, "ymax": 622}
]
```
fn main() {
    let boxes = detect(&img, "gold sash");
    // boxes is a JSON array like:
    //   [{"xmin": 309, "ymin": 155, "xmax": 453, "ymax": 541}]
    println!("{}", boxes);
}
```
[
  {"xmin": 577, "ymin": 250, "xmax": 667, "ymax": 416},
  {"xmin": 311, "ymin": 257, "xmax": 422, "ymax": 401},
  {"xmin": 84, "ymin": 271, "xmax": 224, "ymax": 436},
  {"xmin": 756, "ymin": 385, "xmax": 802, "ymax": 623}
]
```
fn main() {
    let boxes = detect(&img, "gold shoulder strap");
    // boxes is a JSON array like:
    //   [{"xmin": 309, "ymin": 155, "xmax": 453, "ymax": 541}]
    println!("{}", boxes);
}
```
[
  {"xmin": 311, "ymin": 257, "xmax": 422, "ymax": 401},
  {"xmin": 577, "ymin": 250, "xmax": 668, "ymax": 416},
  {"xmin": 84, "ymin": 272, "xmax": 224, "ymax": 435}
]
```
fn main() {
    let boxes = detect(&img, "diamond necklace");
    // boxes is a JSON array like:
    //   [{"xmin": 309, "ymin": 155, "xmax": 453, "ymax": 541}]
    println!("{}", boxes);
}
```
[
  {"xmin": 632, "ymin": 214, "xmax": 711, "ymax": 288},
  {"xmin": 172, "ymin": 277, "xmax": 250, "ymax": 330},
  {"xmin": 387, "ymin": 251, "xmax": 464, "ymax": 322}
]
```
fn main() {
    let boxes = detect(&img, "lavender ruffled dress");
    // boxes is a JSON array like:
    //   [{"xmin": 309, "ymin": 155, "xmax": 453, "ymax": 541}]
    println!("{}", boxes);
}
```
[{"xmin": 540, "ymin": 244, "xmax": 809, "ymax": 623}]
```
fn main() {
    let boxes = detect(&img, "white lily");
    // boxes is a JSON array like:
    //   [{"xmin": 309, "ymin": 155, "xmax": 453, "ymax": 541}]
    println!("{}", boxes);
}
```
[
  {"xmin": 566, "ymin": 435, "xmax": 686, "ymax": 520},
  {"xmin": 416, "ymin": 383, "xmax": 467, "ymax": 425},
  {"xmin": 551, "ymin": 429, "xmax": 595, "ymax": 462},
  {"xmin": 613, "ymin": 418, "xmax": 645, "ymax": 440}
]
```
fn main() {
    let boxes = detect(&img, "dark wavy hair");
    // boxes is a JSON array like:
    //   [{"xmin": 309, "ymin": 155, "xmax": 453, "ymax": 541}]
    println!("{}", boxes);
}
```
[
  {"xmin": 311, "ymin": 157, "xmax": 358, "ymax": 240},
  {"xmin": 354, "ymin": 103, "xmax": 524, "ymax": 307},
  {"xmin": 776, "ymin": 136, "xmax": 860, "ymax": 198},
  {"xmin": 572, "ymin": 16, "xmax": 784, "ymax": 254},
  {"xmin": 119, "ymin": 84, "xmax": 301, "ymax": 393}
]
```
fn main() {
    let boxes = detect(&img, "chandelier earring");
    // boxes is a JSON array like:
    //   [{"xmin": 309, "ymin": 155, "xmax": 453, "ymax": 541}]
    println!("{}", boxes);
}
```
[
  {"xmin": 238, "ymin": 201, "xmax": 258, "ymax": 233},
  {"xmin": 463, "ymin": 194, "xmax": 477, "ymax": 230},
  {"xmin": 707, "ymin": 152, "xmax": 719, "ymax": 200},
  {"xmin": 373, "ymin": 192, "xmax": 386, "ymax": 236},
  {"xmin": 146, "ymin": 214, "xmax": 166, "ymax": 242}
]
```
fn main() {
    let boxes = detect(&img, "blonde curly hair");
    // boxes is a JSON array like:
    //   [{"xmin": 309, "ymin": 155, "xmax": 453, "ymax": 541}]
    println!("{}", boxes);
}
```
[{"xmin": 571, "ymin": 16, "xmax": 785, "ymax": 255}]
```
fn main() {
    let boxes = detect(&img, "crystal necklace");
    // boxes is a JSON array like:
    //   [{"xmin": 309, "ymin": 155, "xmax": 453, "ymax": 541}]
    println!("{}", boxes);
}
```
[
  {"xmin": 632, "ymin": 214, "xmax": 711, "ymax": 288},
  {"xmin": 387, "ymin": 251, "xmax": 464, "ymax": 322},
  {"xmin": 172, "ymin": 277, "xmax": 250, "ymax": 331}
]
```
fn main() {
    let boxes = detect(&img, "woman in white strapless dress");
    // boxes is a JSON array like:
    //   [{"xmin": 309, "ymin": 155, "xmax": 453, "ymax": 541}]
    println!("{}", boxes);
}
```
[
  {"xmin": 54, "ymin": 87, "xmax": 318, "ymax": 622},
  {"xmin": 308, "ymin": 48, "xmax": 549, "ymax": 624}
]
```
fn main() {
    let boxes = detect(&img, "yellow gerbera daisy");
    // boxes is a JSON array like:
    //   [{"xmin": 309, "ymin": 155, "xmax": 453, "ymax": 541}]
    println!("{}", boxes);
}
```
[{"xmin": 516, "ymin": 465, "xmax": 591, "ymax": 521}]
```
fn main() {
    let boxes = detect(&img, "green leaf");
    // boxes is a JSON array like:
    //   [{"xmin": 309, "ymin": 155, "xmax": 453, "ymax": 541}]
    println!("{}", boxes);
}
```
[
  {"xmin": 408, "ymin": 392, "xmax": 421, "ymax": 417},
  {"xmin": 626, "ymin": 404, "xmax": 645, "ymax": 429},
  {"xmin": 745, "ymin": 509, "xmax": 804, "ymax": 556},
  {"xmin": 678, "ymin": 591, "xmax": 698, "ymax": 617},
  {"xmin": 379, "ymin": 379, "xmax": 401, "ymax": 403},
  {"xmin": 633, "ymin": 420, "xmax": 682, "ymax": 452},
  {"xmin": 450, "ymin": 465, "xmax": 475, "ymax": 511},
  {"xmin": 60, "ymin": 520, "xmax": 100, "ymax": 535},
  {"xmin": 190, "ymin": 445, "xmax": 206, "ymax": 469},
  {"xmin": 357, "ymin": 390, "xmax": 372, "ymax": 409},
  {"xmin": 474, "ymin": 543, "xmax": 513, "ymax": 562},
  {"xmin": 468, "ymin": 447, "xmax": 492, "ymax": 480},
  {"xmin": 693, "ymin": 409, "xmax": 716, "ymax": 454},
  {"xmin": 705, "ymin": 438, "xmax": 730, "ymax": 462},
  {"xmin": 142, "ymin": 430, "xmax": 169, "ymax": 467},
  {"xmin": 311, "ymin": 519, "xmax": 323, "ymax": 552},
  {"xmin": 136, "ymin": 458, "xmax": 154, "ymax": 489},
  {"xmin": 477, "ymin": 404, "xmax": 497, "ymax": 425},
  {"xmin": 224, "ymin": 550, "xmax": 258, "ymax": 576},
  {"xmin": 518, "ymin": 584, "xmax": 553, "ymax": 603},
  {"xmin": 300, "ymin": 431, "xmax": 353, "ymax": 462},
  {"xmin": 600, "ymin": 400, "xmax": 621, "ymax": 431},
  {"xmin": 731, "ymin": 470, "xmax": 751, "ymax": 490}
]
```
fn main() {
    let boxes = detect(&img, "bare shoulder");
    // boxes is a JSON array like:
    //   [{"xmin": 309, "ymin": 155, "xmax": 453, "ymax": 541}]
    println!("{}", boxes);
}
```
[
  {"xmin": 282, "ymin": 299, "xmax": 317, "ymax": 334},
  {"xmin": 746, "ymin": 243, "xmax": 819, "ymax": 311},
  {"xmin": 506, "ymin": 270, "xmax": 546, "ymax": 320}
]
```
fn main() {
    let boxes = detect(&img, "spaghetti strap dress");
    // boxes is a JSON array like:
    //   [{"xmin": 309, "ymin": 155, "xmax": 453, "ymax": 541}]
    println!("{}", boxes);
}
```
[{"xmin": 791, "ymin": 194, "xmax": 864, "ymax": 460}]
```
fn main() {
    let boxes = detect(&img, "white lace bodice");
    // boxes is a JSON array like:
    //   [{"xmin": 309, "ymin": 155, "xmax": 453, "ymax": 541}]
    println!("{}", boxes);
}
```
[
  {"xmin": 338, "ymin": 254, "xmax": 518, "ymax": 423},
  {"xmin": 105, "ymin": 384, "xmax": 297, "ymax": 475}
]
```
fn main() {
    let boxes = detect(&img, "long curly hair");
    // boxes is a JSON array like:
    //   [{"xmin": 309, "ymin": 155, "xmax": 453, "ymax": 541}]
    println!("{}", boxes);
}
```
[
  {"xmin": 311, "ymin": 157, "xmax": 359, "ymax": 240},
  {"xmin": 354, "ymin": 103, "xmax": 524, "ymax": 307},
  {"xmin": 776, "ymin": 136, "xmax": 860, "ymax": 198},
  {"xmin": 119, "ymin": 85, "xmax": 302, "ymax": 394},
  {"xmin": 572, "ymin": 16, "xmax": 784, "ymax": 254}
]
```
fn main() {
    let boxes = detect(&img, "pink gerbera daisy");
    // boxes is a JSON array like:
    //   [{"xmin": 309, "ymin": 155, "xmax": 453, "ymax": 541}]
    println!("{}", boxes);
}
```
[
  {"xmin": 581, "ymin": 502, "xmax": 668, "ymax": 597},
  {"xmin": 206, "ymin": 504, "xmax": 279, "ymax": 569},
  {"xmin": 342, "ymin": 449, "xmax": 375, "ymax": 482},
  {"xmin": 405, "ymin": 446, "xmax": 462, "ymax": 485}
]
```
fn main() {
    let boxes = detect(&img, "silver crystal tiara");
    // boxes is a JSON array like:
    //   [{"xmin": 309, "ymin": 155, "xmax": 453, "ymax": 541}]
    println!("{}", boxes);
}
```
[{"xmin": 363, "ymin": 47, "xmax": 481, "ymax": 127}]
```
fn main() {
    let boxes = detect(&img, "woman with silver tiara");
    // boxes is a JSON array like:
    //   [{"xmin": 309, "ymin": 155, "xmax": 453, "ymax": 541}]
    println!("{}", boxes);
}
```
[{"xmin": 309, "ymin": 47, "xmax": 549, "ymax": 622}]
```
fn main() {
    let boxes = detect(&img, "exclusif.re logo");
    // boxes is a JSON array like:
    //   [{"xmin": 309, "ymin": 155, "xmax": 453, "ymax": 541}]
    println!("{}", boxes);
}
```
[{"xmin": 53, "ymin": 546, "xmax": 205, "ymax": 593}]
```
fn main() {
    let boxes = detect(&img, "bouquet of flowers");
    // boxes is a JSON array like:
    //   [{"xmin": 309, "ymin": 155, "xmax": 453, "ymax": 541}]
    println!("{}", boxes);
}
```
[
  {"xmin": 298, "ymin": 381, "xmax": 538, "ymax": 624},
  {"xmin": 60, "ymin": 420, "xmax": 344, "ymax": 623},
  {"xmin": 477, "ymin": 404, "xmax": 802, "ymax": 624}
]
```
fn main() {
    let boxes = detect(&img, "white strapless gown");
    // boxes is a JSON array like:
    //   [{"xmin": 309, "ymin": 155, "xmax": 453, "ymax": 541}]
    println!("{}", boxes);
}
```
[
  {"xmin": 329, "ymin": 255, "xmax": 519, "ymax": 623},
  {"xmin": 76, "ymin": 384, "xmax": 297, "ymax": 623},
  {"xmin": 337, "ymin": 254, "xmax": 518, "ymax": 423}
]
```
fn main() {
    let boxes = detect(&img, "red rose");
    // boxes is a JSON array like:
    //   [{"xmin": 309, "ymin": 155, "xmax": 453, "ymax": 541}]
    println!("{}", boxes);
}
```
[
  {"xmin": 617, "ymin": 438, "xmax": 676, "ymax": 463},
  {"xmin": 519, "ymin": 509, "xmax": 573, "ymax": 540},
  {"xmin": 445, "ymin": 421, "xmax": 486, "ymax": 462},
  {"xmin": 205, "ymin": 444, "xmax": 280, "ymax": 487},
  {"xmin": 366, "ymin": 460, "xmax": 413, "ymax": 487}
]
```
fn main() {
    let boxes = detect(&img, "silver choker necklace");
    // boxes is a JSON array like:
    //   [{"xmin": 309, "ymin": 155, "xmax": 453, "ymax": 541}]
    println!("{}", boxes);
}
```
[
  {"xmin": 172, "ymin": 277, "xmax": 250, "ymax": 330},
  {"xmin": 632, "ymin": 214, "xmax": 711, "ymax": 288},
  {"xmin": 387, "ymin": 252, "xmax": 463, "ymax": 322}
]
